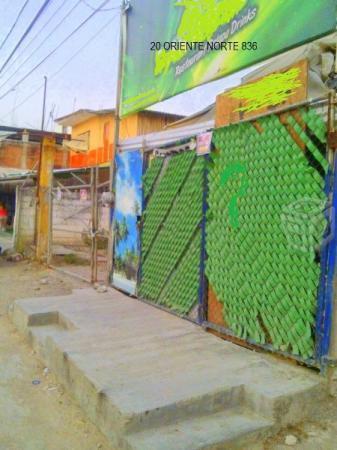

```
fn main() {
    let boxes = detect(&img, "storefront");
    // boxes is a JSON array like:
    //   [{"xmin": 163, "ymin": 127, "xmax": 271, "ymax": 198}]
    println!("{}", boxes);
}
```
[{"xmin": 112, "ymin": 49, "xmax": 337, "ymax": 370}]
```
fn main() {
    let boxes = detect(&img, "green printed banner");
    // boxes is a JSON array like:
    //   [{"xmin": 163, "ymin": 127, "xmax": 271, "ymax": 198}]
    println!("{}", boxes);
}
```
[{"xmin": 121, "ymin": 0, "xmax": 336, "ymax": 116}]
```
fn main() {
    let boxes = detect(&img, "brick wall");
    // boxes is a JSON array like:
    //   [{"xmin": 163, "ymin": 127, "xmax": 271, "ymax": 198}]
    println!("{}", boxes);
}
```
[{"xmin": 0, "ymin": 141, "xmax": 69, "ymax": 170}]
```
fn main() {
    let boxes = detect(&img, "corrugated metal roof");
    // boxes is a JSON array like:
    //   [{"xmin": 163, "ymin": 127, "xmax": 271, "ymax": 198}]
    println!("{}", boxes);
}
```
[
  {"xmin": 55, "ymin": 109, "xmax": 116, "ymax": 127},
  {"xmin": 0, "ymin": 131, "xmax": 15, "ymax": 141},
  {"xmin": 0, "ymin": 167, "xmax": 34, "ymax": 180},
  {"xmin": 0, "ymin": 126, "xmax": 69, "ymax": 145},
  {"xmin": 55, "ymin": 108, "xmax": 185, "ymax": 127}
]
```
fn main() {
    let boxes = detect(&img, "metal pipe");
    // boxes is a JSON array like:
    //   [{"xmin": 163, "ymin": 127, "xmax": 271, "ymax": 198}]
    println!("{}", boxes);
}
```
[
  {"xmin": 89, "ymin": 167, "xmax": 99, "ymax": 283},
  {"xmin": 90, "ymin": 168, "xmax": 95, "ymax": 283},
  {"xmin": 198, "ymin": 155, "xmax": 209, "ymax": 324},
  {"xmin": 107, "ymin": 0, "xmax": 128, "ymax": 285},
  {"xmin": 53, "ymin": 183, "xmax": 91, "ymax": 191},
  {"xmin": 70, "ymin": 171, "xmax": 87, "ymax": 185},
  {"xmin": 0, "ymin": 178, "xmax": 34, "ymax": 185},
  {"xmin": 325, "ymin": 90, "xmax": 337, "ymax": 388},
  {"xmin": 41, "ymin": 75, "xmax": 47, "ymax": 131},
  {"xmin": 51, "ymin": 181, "xmax": 110, "ymax": 191},
  {"xmin": 93, "ymin": 166, "xmax": 99, "ymax": 282}
]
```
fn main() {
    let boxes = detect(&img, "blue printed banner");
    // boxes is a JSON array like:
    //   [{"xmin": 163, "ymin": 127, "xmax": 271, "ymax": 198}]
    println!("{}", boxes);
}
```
[{"xmin": 112, "ymin": 150, "xmax": 143, "ymax": 295}]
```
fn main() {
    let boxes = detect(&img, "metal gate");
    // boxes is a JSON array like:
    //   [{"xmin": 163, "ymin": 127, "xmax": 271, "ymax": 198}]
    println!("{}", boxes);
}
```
[
  {"xmin": 51, "ymin": 168, "xmax": 110, "ymax": 283},
  {"xmin": 204, "ymin": 102, "xmax": 335, "ymax": 367},
  {"xmin": 138, "ymin": 148, "xmax": 207, "ymax": 322}
]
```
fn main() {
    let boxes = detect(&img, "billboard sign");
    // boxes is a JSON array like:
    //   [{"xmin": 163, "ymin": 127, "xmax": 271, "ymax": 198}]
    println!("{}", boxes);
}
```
[
  {"xmin": 216, "ymin": 59, "xmax": 308, "ymax": 127},
  {"xmin": 121, "ymin": 0, "xmax": 336, "ymax": 116}
]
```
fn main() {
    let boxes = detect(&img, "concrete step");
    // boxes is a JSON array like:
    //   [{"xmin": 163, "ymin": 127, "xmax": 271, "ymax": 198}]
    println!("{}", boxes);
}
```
[
  {"xmin": 24, "ymin": 320, "xmax": 325, "ymax": 438},
  {"xmin": 125, "ymin": 410, "xmax": 273, "ymax": 450},
  {"xmin": 25, "ymin": 324, "xmax": 248, "ymax": 433},
  {"xmin": 9, "ymin": 289, "xmax": 328, "ymax": 450}
]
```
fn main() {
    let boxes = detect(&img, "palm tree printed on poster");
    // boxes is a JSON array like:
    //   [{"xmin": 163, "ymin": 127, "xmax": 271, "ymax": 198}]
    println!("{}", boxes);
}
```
[{"xmin": 112, "ymin": 150, "xmax": 142, "ymax": 295}]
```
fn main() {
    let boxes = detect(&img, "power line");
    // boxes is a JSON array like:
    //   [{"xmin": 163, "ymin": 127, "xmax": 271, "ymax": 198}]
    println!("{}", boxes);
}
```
[
  {"xmin": 0, "ymin": 14, "xmax": 118, "ymax": 122},
  {"xmin": 1, "ymin": 0, "xmax": 69, "ymax": 78},
  {"xmin": 0, "ymin": 0, "xmax": 53, "ymax": 76},
  {"xmin": 80, "ymin": 0, "xmax": 120, "ymax": 12},
  {"xmin": 0, "ymin": 0, "xmax": 111, "ymax": 102},
  {"xmin": 0, "ymin": 0, "xmax": 83, "ymax": 92},
  {"xmin": 0, "ymin": 0, "xmax": 31, "ymax": 52},
  {"xmin": 46, "ymin": 102, "xmax": 56, "ymax": 130}
]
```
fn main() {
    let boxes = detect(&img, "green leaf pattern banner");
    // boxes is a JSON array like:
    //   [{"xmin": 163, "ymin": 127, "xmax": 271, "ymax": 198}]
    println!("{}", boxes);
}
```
[{"xmin": 121, "ymin": 0, "xmax": 336, "ymax": 116}]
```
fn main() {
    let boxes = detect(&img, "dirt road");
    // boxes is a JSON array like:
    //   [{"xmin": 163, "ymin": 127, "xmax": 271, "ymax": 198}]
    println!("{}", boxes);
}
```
[
  {"xmin": 0, "ymin": 259, "xmax": 112, "ymax": 450},
  {"xmin": 3, "ymin": 259, "xmax": 337, "ymax": 450}
]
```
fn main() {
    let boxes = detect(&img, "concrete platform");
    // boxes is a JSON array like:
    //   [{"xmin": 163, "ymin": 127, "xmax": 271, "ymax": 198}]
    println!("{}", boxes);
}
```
[
  {"xmin": 0, "ymin": 231, "xmax": 13, "ymax": 253},
  {"xmin": 10, "ymin": 288, "xmax": 327, "ymax": 450}
]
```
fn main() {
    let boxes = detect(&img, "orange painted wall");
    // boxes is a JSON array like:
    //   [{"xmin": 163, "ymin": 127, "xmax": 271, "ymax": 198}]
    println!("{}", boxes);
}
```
[
  {"xmin": 69, "ymin": 113, "xmax": 139, "ymax": 168},
  {"xmin": 69, "ymin": 112, "xmax": 182, "ymax": 168}
]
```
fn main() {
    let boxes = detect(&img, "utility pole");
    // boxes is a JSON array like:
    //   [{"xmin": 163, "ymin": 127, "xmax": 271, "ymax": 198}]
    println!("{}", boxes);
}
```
[
  {"xmin": 41, "ymin": 75, "xmax": 47, "ymax": 130},
  {"xmin": 36, "ymin": 136, "xmax": 55, "ymax": 263}
]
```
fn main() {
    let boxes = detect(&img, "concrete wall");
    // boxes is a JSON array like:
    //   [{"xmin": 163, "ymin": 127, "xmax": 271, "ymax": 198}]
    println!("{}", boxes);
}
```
[{"xmin": 14, "ymin": 187, "xmax": 36, "ymax": 253}]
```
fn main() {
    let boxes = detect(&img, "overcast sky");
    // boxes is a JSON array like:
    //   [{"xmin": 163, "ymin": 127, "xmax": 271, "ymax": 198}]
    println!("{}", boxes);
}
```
[{"xmin": 0, "ymin": 0, "xmax": 250, "ymax": 130}]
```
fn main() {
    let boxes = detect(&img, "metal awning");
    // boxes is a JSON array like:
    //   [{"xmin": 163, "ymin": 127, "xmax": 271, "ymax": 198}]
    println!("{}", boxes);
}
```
[
  {"xmin": 0, "ymin": 167, "xmax": 35, "ymax": 183},
  {"xmin": 119, "ymin": 119, "xmax": 214, "ymax": 152},
  {"xmin": 0, "ymin": 126, "xmax": 70, "ymax": 145},
  {"xmin": 0, "ymin": 131, "xmax": 15, "ymax": 142}
]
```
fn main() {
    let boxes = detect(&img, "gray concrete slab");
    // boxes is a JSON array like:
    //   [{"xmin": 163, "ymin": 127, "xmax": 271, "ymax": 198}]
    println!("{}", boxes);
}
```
[
  {"xmin": 10, "ymin": 287, "xmax": 328, "ymax": 450},
  {"xmin": 0, "ymin": 231, "xmax": 13, "ymax": 253}
]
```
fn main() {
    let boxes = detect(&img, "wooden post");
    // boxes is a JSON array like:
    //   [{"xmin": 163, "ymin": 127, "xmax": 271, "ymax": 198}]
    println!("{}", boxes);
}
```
[{"xmin": 36, "ymin": 136, "xmax": 55, "ymax": 263}]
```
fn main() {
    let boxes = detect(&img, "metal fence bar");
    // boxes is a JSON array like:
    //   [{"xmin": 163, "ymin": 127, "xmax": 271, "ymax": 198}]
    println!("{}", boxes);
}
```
[
  {"xmin": 203, "ymin": 320, "xmax": 318, "ymax": 368},
  {"xmin": 317, "ymin": 153, "xmax": 337, "ymax": 369},
  {"xmin": 206, "ymin": 101, "xmax": 331, "ymax": 367},
  {"xmin": 136, "ymin": 149, "xmax": 148, "ymax": 296},
  {"xmin": 141, "ymin": 152, "xmax": 196, "ymax": 264},
  {"xmin": 54, "ymin": 183, "xmax": 91, "ymax": 191},
  {"xmin": 198, "ymin": 154, "xmax": 209, "ymax": 324},
  {"xmin": 315, "ymin": 93, "xmax": 337, "ymax": 369},
  {"xmin": 138, "ymin": 151, "xmax": 205, "ymax": 321},
  {"xmin": 90, "ymin": 167, "xmax": 99, "ymax": 283}
]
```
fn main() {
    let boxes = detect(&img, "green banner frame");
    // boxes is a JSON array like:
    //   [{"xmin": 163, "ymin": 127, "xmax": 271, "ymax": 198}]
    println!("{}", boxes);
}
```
[{"xmin": 121, "ymin": 0, "xmax": 336, "ymax": 116}]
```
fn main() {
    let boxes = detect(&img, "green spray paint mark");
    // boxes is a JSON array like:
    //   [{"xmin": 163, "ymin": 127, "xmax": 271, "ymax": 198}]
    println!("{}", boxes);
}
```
[
  {"xmin": 176, "ymin": 0, "xmax": 246, "ymax": 41},
  {"xmin": 229, "ymin": 67, "xmax": 302, "ymax": 113},
  {"xmin": 221, "ymin": 163, "xmax": 248, "ymax": 229},
  {"xmin": 155, "ymin": 0, "xmax": 247, "ymax": 75}
]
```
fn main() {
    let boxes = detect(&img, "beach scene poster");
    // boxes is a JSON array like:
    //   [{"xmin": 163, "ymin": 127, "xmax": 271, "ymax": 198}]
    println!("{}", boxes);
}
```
[{"xmin": 112, "ymin": 150, "xmax": 143, "ymax": 295}]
